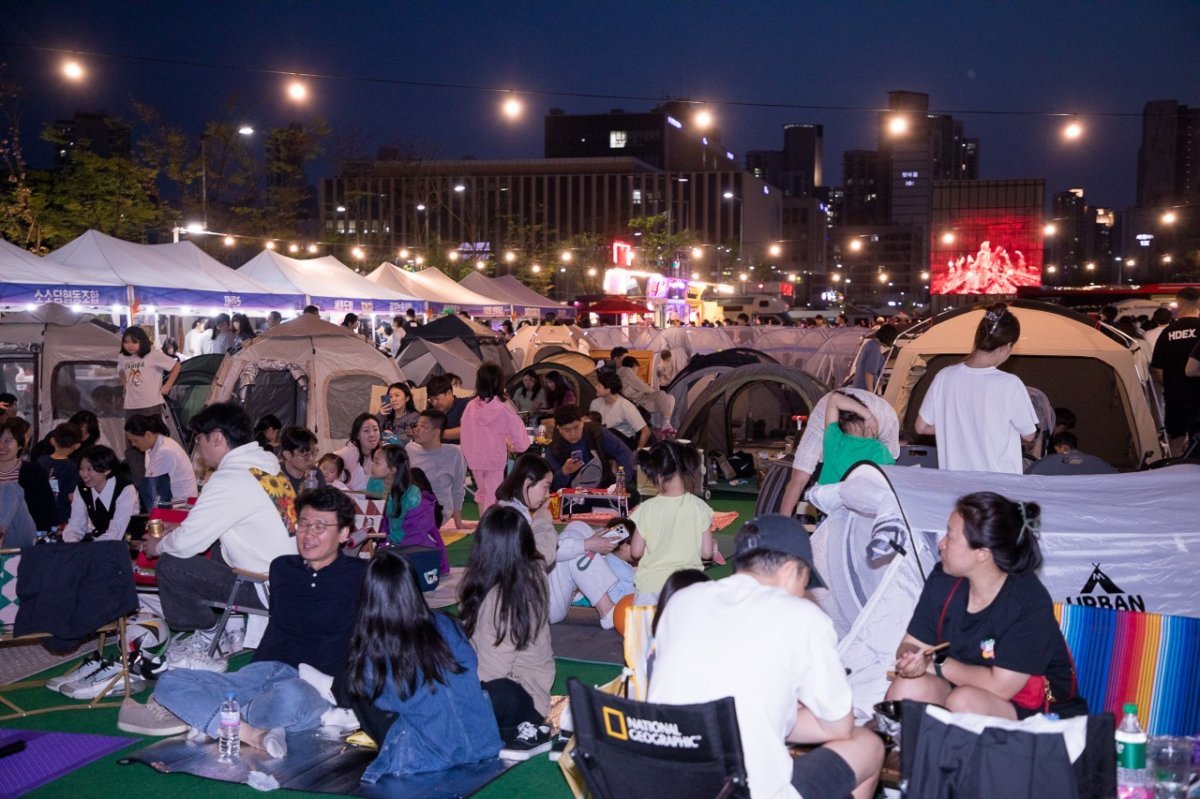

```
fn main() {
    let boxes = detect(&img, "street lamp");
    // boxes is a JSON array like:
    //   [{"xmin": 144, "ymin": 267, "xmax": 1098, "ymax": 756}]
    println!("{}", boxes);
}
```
[
  {"xmin": 694, "ymin": 108, "xmax": 713, "ymax": 130},
  {"xmin": 448, "ymin": 251, "xmax": 460, "ymax": 262},
  {"xmin": 560, "ymin": 251, "xmax": 573, "ymax": 263},
  {"xmin": 1162, "ymin": 211, "xmax": 1178, "ymax": 225},
  {"xmin": 61, "ymin": 58, "xmax": 85, "ymax": 81},
  {"xmin": 887, "ymin": 115, "xmax": 909, "ymax": 136},
  {"xmin": 768, "ymin": 243, "xmax": 782, "ymax": 258},
  {"xmin": 287, "ymin": 78, "xmax": 308, "ymax": 103},
  {"xmin": 1062, "ymin": 117, "xmax": 1083, "ymax": 141},
  {"xmin": 848, "ymin": 239, "xmax": 863, "ymax": 252},
  {"xmin": 1043, "ymin": 223, "xmax": 1057, "ymax": 236},
  {"xmin": 501, "ymin": 93, "xmax": 522, "ymax": 120}
]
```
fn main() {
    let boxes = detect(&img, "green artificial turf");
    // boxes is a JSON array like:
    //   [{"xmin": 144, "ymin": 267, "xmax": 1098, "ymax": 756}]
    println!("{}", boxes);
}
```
[{"xmin": 0, "ymin": 490, "xmax": 757, "ymax": 798}]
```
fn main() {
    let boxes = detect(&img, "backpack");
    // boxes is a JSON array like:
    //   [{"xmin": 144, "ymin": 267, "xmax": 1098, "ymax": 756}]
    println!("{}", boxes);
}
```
[{"xmin": 248, "ymin": 467, "xmax": 298, "ymax": 532}]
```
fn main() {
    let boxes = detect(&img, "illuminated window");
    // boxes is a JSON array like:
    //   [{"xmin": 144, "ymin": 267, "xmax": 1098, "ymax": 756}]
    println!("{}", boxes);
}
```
[
  {"xmin": 610, "ymin": 131, "xmax": 628, "ymax": 149},
  {"xmin": 632, "ymin": 189, "xmax": 642, "ymax": 205}
]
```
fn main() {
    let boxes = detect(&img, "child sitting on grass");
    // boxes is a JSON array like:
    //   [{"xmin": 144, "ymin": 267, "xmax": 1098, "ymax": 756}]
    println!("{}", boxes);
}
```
[{"xmin": 629, "ymin": 441, "xmax": 713, "ymax": 604}]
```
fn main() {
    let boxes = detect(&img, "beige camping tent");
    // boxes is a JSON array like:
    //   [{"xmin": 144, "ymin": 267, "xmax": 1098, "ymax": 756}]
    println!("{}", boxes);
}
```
[
  {"xmin": 205, "ymin": 314, "xmax": 405, "ymax": 456},
  {"xmin": 883, "ymin": 302, "xmax": 1165, "ymax": 469}
]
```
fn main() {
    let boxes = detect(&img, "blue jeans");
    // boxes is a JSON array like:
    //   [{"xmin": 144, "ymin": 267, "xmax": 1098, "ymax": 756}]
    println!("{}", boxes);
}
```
[{"xmin": 154, "ymin": 661, "xmax": 327, "ymax": 736}]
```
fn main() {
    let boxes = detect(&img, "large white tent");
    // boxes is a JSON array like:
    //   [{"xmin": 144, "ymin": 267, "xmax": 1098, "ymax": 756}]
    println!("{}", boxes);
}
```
[
  {"xmin": 239, "ymin": 250, "xmax": 426, "ymax": 315},
  {"xmin": 48, "ymin": 230, "xmax": 291, "ymax": 311},
  {"xmin": 460, "ymin": 272, "xmax": 572, "ymax": 318},
  {"xmin": 366, "ymin": 263, "xmax": 507, "ymax": 317},
  {"xmin": 0, "ymin": 238, "xmax": 127, "ymax": 309}
]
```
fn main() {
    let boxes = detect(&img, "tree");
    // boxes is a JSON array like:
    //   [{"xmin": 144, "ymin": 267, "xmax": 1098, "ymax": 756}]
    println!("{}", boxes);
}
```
[
  {"xmin": 0, "ymin": 69, "xmax": 56, "ymax": 251},
  {"xmin": 558, "ymin": 232, "xmax": 608, "ymax": 296},
  {"xmin": 627, "ymin": 212, "xmax": 696, "ymax": 276}
]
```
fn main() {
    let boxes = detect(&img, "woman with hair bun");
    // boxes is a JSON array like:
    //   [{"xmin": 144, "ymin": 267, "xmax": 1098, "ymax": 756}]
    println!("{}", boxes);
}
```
[
  {"xmin": 885, "ymin": 492, "xmax": 1086, "ymax": 720},
  {"xmin": 915, "ymin": 303, "xmax": 1039, "ymax": 473}
]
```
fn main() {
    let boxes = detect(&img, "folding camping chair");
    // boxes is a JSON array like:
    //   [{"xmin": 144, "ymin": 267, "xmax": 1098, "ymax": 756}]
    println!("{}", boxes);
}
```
[
  {"xmin": 203, "ymin": 568, "xmax": 269, "ymax": 658},
  {"xmin": 0, "ymin": 546, "xmax": 136, "ymax": 721},
  {"xmin": 566, "ymin": 677, "xmax": 750, "ymax": 799}
]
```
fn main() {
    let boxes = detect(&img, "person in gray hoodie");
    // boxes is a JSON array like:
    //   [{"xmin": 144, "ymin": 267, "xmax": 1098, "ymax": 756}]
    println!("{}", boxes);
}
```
[{"xmin": 405, "ymin": 409, "xmax": 467, "ymax": 530}]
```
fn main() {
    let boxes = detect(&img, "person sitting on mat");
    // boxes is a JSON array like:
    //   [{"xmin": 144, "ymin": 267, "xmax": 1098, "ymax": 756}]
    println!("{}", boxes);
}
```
[
  {"xmin": 119, "ymin": 487, "xmax": 368, "ymax": 751},
  {"xmin": 885, "ymin": 492, "xmax": 1087, "ymax": 720},
  {"xmin": 340, "ymin": 548, "xmax": 502, "ymax": 782}
]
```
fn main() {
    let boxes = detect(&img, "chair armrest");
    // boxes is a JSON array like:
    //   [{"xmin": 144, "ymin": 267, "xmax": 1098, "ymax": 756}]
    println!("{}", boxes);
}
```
[{"xmin": 231, "ymin": 568, "xmax": 269, "ymax": 582}]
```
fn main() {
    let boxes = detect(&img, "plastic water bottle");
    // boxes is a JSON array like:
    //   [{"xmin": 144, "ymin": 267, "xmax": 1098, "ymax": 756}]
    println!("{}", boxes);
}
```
[
  {"xmin": 614, "ymin": 466, "xmax": 626, "ymax": 496},
  {"xmin": 218, "ymin": 691, "xmax": 241, "ymax": 761},
  {"xmin": 303, "ymin": 468, "xmax": 319, "ymax": 491},
  {"xmin": 1116, "ymin": 703, "xmax": 1151, "ymax": 799}
]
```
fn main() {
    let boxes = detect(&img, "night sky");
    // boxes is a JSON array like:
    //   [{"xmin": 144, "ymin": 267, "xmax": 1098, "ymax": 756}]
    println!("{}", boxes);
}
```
[{"xmin": 4, "ymin": 1, "xmax": 1198, "ymax": 211}]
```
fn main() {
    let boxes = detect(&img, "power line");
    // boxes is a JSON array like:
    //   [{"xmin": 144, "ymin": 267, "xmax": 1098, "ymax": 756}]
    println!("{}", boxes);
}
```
[{"xmin": 3, "ymin": 41, "xmax": 1143, "ymax": 119}]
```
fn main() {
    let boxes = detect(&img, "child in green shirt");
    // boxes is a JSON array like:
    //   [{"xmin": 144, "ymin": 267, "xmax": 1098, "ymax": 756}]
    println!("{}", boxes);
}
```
[{"xmin": 816, "ymin": 391, "xmax": 895, "ymax": 484}]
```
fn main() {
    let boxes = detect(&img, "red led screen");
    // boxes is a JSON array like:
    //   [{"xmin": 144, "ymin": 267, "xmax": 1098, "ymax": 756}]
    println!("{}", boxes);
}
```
[{"xmin": 930, "ymin": 213, "xmax": 1043, "ymax": 295}]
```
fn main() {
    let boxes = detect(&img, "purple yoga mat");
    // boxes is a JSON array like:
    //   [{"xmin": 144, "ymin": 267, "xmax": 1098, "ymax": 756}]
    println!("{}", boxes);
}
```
[{"xmin": 0, "ymin": 728, "xmax": 135, "ymax": 798}]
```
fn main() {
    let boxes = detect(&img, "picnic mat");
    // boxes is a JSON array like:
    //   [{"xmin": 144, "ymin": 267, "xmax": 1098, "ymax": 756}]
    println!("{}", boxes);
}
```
[
  {"xmin": 0, "ymin": 729, "xmax": 136, "ymax": 798},
  {"xmin": 124, "ymin": 733, "xmax": 511, "ymax": 798},
  {"xmin": 550, "ymin": 606, "xmax": 624, "ymax": 665}
]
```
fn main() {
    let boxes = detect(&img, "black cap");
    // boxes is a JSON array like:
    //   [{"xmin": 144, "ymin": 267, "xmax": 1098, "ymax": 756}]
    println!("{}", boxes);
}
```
[{"xmin": 734, "ymin": 514, "xmax": 826, "ymax": 589}]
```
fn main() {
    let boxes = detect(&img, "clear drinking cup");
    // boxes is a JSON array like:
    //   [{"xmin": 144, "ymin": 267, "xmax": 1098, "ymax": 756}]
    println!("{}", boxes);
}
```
[{"xmin": 1147, "ymin": 736, "xmax": 1193, "ymax": 799}]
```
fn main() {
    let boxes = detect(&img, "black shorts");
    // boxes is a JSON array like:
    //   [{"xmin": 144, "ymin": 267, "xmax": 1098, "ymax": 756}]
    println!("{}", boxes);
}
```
[
  {"xmin": 1163, "ymin": 399, "xmax": 1200, "ymax": 438},
  {"xmin": 792, "ymin": 746, "xmax": 857, "ymax": 798}
]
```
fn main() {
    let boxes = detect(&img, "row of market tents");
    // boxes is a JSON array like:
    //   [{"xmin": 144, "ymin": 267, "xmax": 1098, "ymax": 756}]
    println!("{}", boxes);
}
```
[{"xmin": 0, "ymin": 230, "xmax": 571, "ymax": 319}]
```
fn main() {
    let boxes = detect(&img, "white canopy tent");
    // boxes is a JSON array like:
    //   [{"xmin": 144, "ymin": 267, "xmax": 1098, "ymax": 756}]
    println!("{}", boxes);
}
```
[
  {"xmin": 366, "ymin": 263, "xmax": 507, "ymax": 317},
  {"xmin": 460, "ymin": 272, "xmax": 572, "ymax": 318},
  {"xmin": 48, "ymin": 230, "xmax": 291, "ymax": 311},
  {"xmin": 238, "ymin": 250, "xmax": 426, "ymax": 315},
  {"xmin": 0, "ymin": 238, "xmax": 127, "ymax": 309}
]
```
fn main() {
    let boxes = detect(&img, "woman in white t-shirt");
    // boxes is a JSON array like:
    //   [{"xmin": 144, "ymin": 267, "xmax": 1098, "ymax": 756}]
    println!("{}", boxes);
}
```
[
  {"xmin": 915, "ymin": 304, "xmax": 1038, "ymax": 474},
  {"xmin": 118, "ymin": 327, "xmax": 180, "ymax": 499}
]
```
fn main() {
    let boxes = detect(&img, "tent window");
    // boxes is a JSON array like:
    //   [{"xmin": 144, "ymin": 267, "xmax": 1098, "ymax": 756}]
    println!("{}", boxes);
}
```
[
  {"xmin": 237, "ymin": 370, "xmax": 305, "ymax": 434},
  {"xmin": 0, "ymin": 356, "xmax": 37, "ymax": 427},
  {"xmin": 51, "ymin": 361, "xmax": 121, "ymax": 420},
  {"xmin": 328, "ymin": 374, "xmax": 383, "ymax": 442}
]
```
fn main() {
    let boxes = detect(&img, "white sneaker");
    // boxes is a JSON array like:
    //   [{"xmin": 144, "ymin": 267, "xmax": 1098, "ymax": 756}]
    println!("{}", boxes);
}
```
[
  {"xmin": 319, "ymin": 707, "xmax": 360, "ymax": 735},
  {"xmin": 163, "ymin": 651, "xmax": 228, "ymax": 673},
  {"xmin": 46, "ymin": 650, "xmax": 104, "ymax": 693},
  {"xmin": 61, "ymin": 659, "xmax": 145, "ymax": 699}
]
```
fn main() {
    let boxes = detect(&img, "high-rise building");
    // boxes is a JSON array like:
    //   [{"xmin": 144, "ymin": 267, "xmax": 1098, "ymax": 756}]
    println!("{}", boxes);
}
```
[
  {"xmin": 1044, "ymin": 188, "xmax": 1116, "ymax": 283},
  {"xmin": 746, "ymin": 124, "xmax": 824, "ymax": 198},
  {"xmin": 840, "ymin": 150, "xmax": 883, "ymax": 225},
  {"xmin": 1137, "ymin": 100, "xmax": 1200, "ymax": 208}
]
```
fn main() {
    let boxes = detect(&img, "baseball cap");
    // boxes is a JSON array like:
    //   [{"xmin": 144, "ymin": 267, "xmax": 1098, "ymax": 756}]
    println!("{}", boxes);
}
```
[{"xmin": 733, "ymin": 514, "xmax": 826, "ymax": 589}]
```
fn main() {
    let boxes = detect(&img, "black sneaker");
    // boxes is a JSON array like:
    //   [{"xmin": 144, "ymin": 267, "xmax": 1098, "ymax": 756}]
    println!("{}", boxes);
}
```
[
  {"xmin": 500, "ymin": 722, "xmax": 552, "ymax": 761},
  {"xmin": 548, "ymin": 730, "xmax": 572, "ymax": 762}
]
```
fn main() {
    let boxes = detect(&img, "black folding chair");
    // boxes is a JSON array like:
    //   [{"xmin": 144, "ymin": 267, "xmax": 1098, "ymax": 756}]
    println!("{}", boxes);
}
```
[{"xmin": 567, "ymin": 678, "xmax": 750, "ymax": 799}]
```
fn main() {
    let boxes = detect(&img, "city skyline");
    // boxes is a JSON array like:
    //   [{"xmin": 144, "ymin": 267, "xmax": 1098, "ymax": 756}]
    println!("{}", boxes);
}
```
[{"xmin": 4, "ymin": 1, "xmax": 1198, "ymax": 212}]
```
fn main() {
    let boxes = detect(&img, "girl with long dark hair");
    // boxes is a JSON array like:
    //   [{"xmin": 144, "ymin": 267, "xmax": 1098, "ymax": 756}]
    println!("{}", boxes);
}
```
[
  {"xmin": 915, "ymin": 303, "xmax": 1039, "ymax": 473},
  {"xmin": 345, "ymin": 549, "xmax": 501, "ymax": 782},
  {"xmin": 886, "ymin": 492, "xmax": 1086, "ymax": 720},
  {"xmin": 457, "ymin": 503, "xmax": 555, "ymax": 758},
  {"xmin": 370, "ymin": 444, "xmax": 448, "ymax": 571}
]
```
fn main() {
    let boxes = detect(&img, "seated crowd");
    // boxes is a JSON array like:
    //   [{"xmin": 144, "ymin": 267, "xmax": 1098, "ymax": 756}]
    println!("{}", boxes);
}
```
[{"xmin": 0, "ymin": 309, "xmax": 1096, "ymax": 796}]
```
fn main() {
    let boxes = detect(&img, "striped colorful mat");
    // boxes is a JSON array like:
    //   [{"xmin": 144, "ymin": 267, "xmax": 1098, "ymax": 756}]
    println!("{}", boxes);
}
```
[{"xmin": 1056, "ymin": 603, "xmax": 1200, "ymax": 735}]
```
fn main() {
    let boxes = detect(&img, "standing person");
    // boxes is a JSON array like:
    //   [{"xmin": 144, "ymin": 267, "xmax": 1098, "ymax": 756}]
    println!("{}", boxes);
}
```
[
  {"xmin": 1152, "ymin": 287, "xmax": 1200, "ymax": 456},
  {"xmin": 886, "ymin": 493, "xmax": 1087, "ymax": 720},
  {"xmin": 649, "ymin": 515, "xmax": 883, "ymax": 799},
  {"xmin": 342, "ymin": 549, "xmax": 502, "ymax": 782},
  {"xmin": 461, "ymin": 362, "xmax": 530, "ymax": 514},
  {"xmin": 160, "ymin": 337, "xmax": 182, "ymax": 362},
  {"xmin": 125, "ymin": 414, "xmax": 198, "ymax": 507},
  {"xmin": 386, "ymin": 314, "xmax": 406, "ymax": 358},
  {"xmin": 117, "ymin": 326, "xmax": 181, "ymax": 493},
  {"xmin": 406, "ymin": 409, "xmax": 467, "ymax": 530},
  {"xmin": 265, "ymin": 311, "xmax": 283, "ymax": 330},
  {"xmin": 915, "ymin": 303, "xmax": 1038, "ymax": 473},
  {"xmin": 457, "ymin": 504, "xmax": 555, "ymax": 759},
  {"xmin": 36, "ymin": 422, "xmax": 82, "ymax": 528},
  {"xmin": 229, "ymin": 314, "xmax": 256, "ymax": 351},
  {"xmin": 202, "ymin": 314, "xmax": 232, "ymax": 355},
  {"xmin": 379, "ymin": 382, "xmax": 420, "ymax": 445},
  {"xmin": 629, "ymin": 441, "xmax": 714, "ymax": 604},
  {"xmin": 183, "ymin": 318, "xmax": 208, "ymax": 359},
  {"xmin": 852, "ymin": 323, "xmax": 899, "ymax": 391},
  {"xmin": 334, "ymin": 413, "xmax": 382, "ymax": 491},
  {"xmin": 61, "ymin": 445, "xmax": 137, "ymax": 543}
]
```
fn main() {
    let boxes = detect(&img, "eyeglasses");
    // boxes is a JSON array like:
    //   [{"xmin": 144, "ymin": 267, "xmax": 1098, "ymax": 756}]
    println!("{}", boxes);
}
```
[{"xmin": 295, "ymin": 520, "xmax": 336, "ymax": 534}]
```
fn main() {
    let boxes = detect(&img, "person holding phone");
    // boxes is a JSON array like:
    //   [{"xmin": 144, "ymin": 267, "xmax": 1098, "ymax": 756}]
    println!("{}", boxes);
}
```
[{"xmin": 380, "ymin": 383, "xmax": 420, "ymax": 445}]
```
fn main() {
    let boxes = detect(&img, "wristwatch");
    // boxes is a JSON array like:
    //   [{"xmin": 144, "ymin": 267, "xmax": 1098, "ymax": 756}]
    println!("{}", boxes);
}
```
[{"xmin": 933, "ymin": 648, "xmax": 950, "ymax": 680}]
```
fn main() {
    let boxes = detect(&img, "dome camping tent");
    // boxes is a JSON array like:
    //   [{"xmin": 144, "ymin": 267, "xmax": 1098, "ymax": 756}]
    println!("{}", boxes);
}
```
[
  {"xmin": 205, "ymin": 314, "xmax": 405, "ymax": 457},
  {"xmin": 396, "ymin": 338, "xmax": 484, "ymax": 389},
  {"xmin": 676, "ymin": 364, "xmax": 828, "ymax": 461},
  {"xmin": 814, "ymin": 461, "xmax": 1200, "ymax": 733},
  {"xmin": 400, "ymin": 314, "xmax": 514, "ymax": 376},
  {"xmin": 507, "ymin": 324, "xmax": 583, "ymax": 370},
  {"xmin": 882, "ymin": 301, "xmax": 1165, "ymax": 469},
  {"xmin": 664, "ymin": 349, "xmax": 779, "ymax": 430},
  {"xmin": 505, "ymin": 355, "xmax": 600, "ymax": 415}
]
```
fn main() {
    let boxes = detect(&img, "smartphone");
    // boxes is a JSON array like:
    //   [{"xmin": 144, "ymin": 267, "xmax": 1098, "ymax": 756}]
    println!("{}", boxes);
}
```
[
  {"xmin": 570, "ymin": 449, "xmax": 583, "ymax": 462},
  {"xmin": 602, "ymin": 524, "xmax": 630, "ymax": 542}
]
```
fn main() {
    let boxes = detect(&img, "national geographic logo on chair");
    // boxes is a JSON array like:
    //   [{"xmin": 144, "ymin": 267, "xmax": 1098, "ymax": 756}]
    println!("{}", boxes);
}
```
[{"xmin": 602, "ymin": 706, "xmax": 703, "ymax": 749}]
